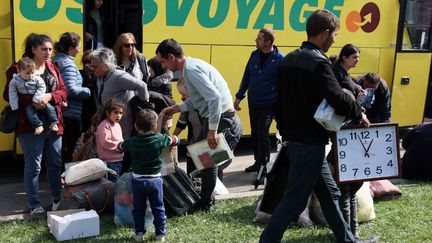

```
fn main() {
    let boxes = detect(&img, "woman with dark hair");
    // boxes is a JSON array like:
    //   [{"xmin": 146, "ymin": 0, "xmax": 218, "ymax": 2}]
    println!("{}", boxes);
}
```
[
  {"xmin": 147, "ymin": 57, "xmax": 173, "ymax": 98},
  {"xmin": 52, "ymin": 32, "xmax": 91, "ymax": 163},
  {"xmin": 85, "ymin": 0, "xmax": 113, "ymax": 50},
  {"xmin": 113, "ymin": 33, "xmax": 149, "ymax": 82},
  {"xmin": 80, "ymin": 50, "xmax": 98, "ymax": 132},
  {"xmin": 332, "ymin": 43, "xmax": 363, "ymax": 97},
  {"xmin": 4, "ymin": 33, "xmax": 67, "ymax": 217}
]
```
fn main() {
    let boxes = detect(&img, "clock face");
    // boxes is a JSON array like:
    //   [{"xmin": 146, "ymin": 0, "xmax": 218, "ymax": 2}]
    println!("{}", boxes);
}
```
[{"xmin": 334, "ymin": 123, "xmax": 401, "ymax": 183}]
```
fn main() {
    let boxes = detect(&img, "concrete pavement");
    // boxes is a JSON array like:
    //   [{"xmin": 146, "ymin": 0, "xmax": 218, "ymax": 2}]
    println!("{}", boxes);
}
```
[{"xmin": 0, "ymin": 142, "xmax": 267, "ymax": 222}]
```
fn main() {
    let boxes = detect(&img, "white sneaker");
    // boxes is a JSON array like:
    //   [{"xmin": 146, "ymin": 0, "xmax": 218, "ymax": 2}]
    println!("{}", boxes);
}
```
[
  {"xmin": 152, "ymin": 233, "xmax": 166, "ymax": 242},
  {"xmin": 131, "ymin": 232, "xmax": 144, "ymax": 242},
  {"xmin": 30, "ymin": 207, "xmax": 45, "ymax": 218},
  {"xmin": 52, "ymin": 201, "xmax": 60, "ymax": 211}
]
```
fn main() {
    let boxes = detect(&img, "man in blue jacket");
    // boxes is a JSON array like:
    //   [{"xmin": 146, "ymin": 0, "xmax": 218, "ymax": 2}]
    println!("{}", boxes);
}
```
[{"xmin": 234, "ymin": 27, "xmax": 284, "ymax": 175}]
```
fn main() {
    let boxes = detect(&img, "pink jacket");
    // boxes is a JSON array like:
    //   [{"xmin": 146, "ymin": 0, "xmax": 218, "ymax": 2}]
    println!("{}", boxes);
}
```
[{"xmin": 96, "ymin": 119, "xmax": 124, "ymax": 163}]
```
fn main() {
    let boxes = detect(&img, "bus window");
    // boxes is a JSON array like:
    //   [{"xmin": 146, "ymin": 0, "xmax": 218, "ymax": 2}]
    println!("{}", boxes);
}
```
[{"xmin": 403, "ymin": 0, "xmax": 432, "ymax": 50}]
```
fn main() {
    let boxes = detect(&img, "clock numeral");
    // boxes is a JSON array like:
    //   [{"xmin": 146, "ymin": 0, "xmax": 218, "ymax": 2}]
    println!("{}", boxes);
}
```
[
  {"xmin": 360, "ymin": 131, "xmax": 370, "ymax": 139},
  {"xmin": 375, "ymin": 130, "xmax": 379, "ymax": 138},
  {"xmin": 376, "ymin": 166, "xmax": 382, "ymax": 175},
  {"xmin": 349, "ymin": 132, "xmax": 357, "ymax": 140},
  {"xmin": 386, "ymin": 147, "xmax": 393, "ymax": 154},
  {"xmin": 364, "ymin": 167, "xmax": 371, "ymax": 176},
  {"xmin": 385, "ymin": 134, "xmax": 392, "ymax": 142},
  {"xmin": 338, "ymin": 138, "xmax": 347, "ymax": 146},
  {"xmin": 352, "ymin": 168, "xmax": 358, "ymax": 176},
  {"xmin": 387, "ymin": 160, "xmax": 393, "ymax": 167},
  {"xmin": 340, "ymin": 164, "xmax": 347, "ymax": 172},
  {"xmin": 339, "ymin": 151, "xmax": 346, "ymax": 159}
]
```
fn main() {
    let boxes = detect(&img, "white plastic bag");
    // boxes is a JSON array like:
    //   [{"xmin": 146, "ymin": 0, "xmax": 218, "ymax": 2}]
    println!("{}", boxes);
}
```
[{"xmin": 313, "ymin": 99, "xmax": 345, "ymax": 131}]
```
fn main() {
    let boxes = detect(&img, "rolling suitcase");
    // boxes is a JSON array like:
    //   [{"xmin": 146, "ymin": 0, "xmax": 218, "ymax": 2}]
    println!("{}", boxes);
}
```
[
  {"xmin": 259, "ymin": 144, "xmax": 290, "ymax": 214},
  {"xmin": 162, "ymin": 165, "xmax": 200, "ymax": 216}
]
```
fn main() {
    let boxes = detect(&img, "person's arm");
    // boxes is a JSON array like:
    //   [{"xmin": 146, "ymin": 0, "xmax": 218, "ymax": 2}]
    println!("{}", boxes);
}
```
[
  {"xmin": 32, "ymin": 76, "xmax": 46, "ymax": 103},
  {"xmin": 44, "ymin": 63, "xmax": 67, "ymax": 106},
  {"xmin": 118, "ymin": 72, "xmax": 149, "ymax": 101},
  {"xmin": 8, "ymin": 79, "xmax": 19, "ymax": 110},
  {"xmin": 318, "ymin": 62, "xmax": 363, "ymax": 121},
  {"xmin": 173, "ymin": 112, "xmax": 188, "ymax": 136},
  {"xmin": 61, "ymin": 61, "xmax": 91, "ymax": 100}
]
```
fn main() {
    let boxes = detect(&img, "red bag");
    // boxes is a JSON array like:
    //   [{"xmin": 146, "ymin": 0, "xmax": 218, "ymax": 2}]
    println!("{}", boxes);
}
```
[{"xmin": 370, "ymin": 180, "xmax": 402, "ymax": 200}]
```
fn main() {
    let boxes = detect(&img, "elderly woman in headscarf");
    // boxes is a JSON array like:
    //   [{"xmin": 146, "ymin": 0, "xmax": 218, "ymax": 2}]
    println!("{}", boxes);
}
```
[{"xmin": 90, "ymin": 48, "xmax": 148, "ymax": 138}]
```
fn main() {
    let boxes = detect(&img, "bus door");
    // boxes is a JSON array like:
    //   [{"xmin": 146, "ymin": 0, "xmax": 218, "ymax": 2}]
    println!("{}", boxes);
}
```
[
  {"xmin": 11, "ymin": 0, "xmax": 83, "ymax": 61},
  {"xmin": 391, "ymin": 0, "xmax": 432, "ymax": 126},
  {"xmin": 84, "ymin": 0, "xmax": 143, "ymax": 52}
]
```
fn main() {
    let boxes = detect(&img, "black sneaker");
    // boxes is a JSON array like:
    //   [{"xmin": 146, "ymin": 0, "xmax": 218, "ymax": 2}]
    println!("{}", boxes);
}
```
[{"xmin": 245, "ymin": 164, "xmax": 259, "ymax": 173}]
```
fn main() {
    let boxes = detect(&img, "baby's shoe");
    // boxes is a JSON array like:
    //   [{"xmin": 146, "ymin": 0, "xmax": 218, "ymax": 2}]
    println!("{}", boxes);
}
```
[
  {"xmin": 131, "ymin": 232, "xmax": 144, "ymax": 242},
  {"xmin": 50, "ymin": 124, "xmax": 59, "ymax": 132},
  {"xmin": 152, "ymin": 233, "xmax": 166, "ymax": 242},
  {"xmin": 34, "ymin": 126, "xmax": 44, "ymax": 135}
]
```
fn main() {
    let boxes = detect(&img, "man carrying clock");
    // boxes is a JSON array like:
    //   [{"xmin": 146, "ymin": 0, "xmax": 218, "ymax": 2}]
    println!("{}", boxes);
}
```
[{"xmin": 260, "ymin": 9, "xmax": 373, "ymax": 243}]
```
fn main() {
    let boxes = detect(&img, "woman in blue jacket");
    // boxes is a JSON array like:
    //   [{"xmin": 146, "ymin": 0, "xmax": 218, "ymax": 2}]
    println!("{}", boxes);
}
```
[{"xmin": 53, "ymin": 32, "xmax": 91, "ymax": 163}]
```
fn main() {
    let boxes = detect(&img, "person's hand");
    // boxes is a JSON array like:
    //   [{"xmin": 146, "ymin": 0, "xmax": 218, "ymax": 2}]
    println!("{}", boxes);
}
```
[
  {"xmin": 207, "ymin": 130, "xmax": 218, "ymax": 149},
  {"xmin": 168, "ymin": 145, "xmax": 175, "ymax": 153},
  {"xmin": 85, "ymin": 32, "xmax": 93, "ymax": 42},
  {"xmin": 40, "ymin": 93, "xmax": 52, "ymax": 105},
  {"xmin": 161, "ymin": 105, "xmax": 180, "ymax": 120},
  {"xmin": 360, "ymin": 113, "xmax": 370, "ymax": 127},
  {"xmin": 234, "ymin": 98, "xmax": 241, "ymax": 111},
  {"xmin": 357, "ymin": 88, "xmax": 366, "ymax": 97},
  {"xmin": 33, "ymin": 102, "xmax": 45, "ymax": 110}
]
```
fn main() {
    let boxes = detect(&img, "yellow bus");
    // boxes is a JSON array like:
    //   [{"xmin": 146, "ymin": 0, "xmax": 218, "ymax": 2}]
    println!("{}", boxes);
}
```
[{"xmin": 1, "ymin": 0, "xmax": 431, "ymax": 154}]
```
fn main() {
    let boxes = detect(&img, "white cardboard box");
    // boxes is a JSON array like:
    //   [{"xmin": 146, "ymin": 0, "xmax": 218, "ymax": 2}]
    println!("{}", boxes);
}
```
[
  {"xmin": 48, "ymin": 209, "xmax": 99, "ymax": 241},
  {"xmin": 314, "ymin": 99, "xmax": 345, "ymax": 131}
]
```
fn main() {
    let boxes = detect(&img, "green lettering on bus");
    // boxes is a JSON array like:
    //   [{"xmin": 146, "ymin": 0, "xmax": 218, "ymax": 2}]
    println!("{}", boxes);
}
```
[
  {"xmin": 20, "ymin": 0, "xmax": 61, "ymax": 21},
  {"xmin": 253, "ymin": 0, "xmax": 284, "ymax": 30},
  {"xmin": 166, "ymin": 0, "xmax": 194, "ymax": 26},
  {"xmin": 66, "ymin": 0, "xmax": 83, "ymax": 24},
  {"xmin": 143, "ymin": 0, "xmax": 158, "ymax": 24},
  {"xmin": 324, "ymin": 0, "xmax": 344, "ymax": 19},
  {"xmin": 197, "ymin": 0, "xmax": 229, "ymax": 28},
  {"xmin": 236, "ymin": 0, "xmax": 259, "ymax": 29},
  {"xmin": 290, "ymin": 0, "xmax": 318, "ymax": 31}
]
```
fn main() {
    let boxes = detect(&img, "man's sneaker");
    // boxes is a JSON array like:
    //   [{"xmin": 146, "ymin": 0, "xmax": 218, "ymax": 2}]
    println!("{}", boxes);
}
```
[
  {"xmin": 50, "ymin": 124, "xmax": 59, "ymax": 132},
  {"xmin": 30, "ymin": 207, "xmax": 45, "ymax": 218},
  {"xmin": 244, "ymin": 164, "xmax": 259, "ymax": 173},
  {"xmin": 131, "ymin": 232, "xmax": 144, "ymax": 242},
  {"xmin": 34, "ymin": 126, "xmax": 44, "ymax": 135},
  {"xmin": 52, "ymin": 201, "xmax": 60, "ymax": 211},
  {"xmin": 152, "ymin": 233, "xmax": 166, "ymax": 242}
]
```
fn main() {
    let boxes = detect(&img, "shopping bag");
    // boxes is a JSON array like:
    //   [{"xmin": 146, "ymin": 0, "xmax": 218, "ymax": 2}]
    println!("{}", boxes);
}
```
[
  {"xmin": 313, "ymin": 99, "xmax": 345, "ymax": 131},
  {"xmin": 72, "ymin": 126, "xmax": 98, "ymax": 161},
  {"xmin": 0, "ymin": 104, "xmax": 18, "ymax": 134},
  {"xmin": 58, "ymin": 177, "xmax": 115, "ymax": 213}
]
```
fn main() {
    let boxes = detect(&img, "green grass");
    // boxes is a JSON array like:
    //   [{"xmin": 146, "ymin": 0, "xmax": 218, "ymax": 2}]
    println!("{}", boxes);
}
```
[{"xmin": 1, "ymin": 182, "xmax": 431, "ymax": 242}]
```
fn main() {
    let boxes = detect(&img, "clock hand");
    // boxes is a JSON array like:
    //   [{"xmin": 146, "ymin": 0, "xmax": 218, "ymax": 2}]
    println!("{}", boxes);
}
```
[
  {"xmin": 365, "ymin": 138, "xmax": 374, "ymax": 155},
  {"xmin": 359, "ymin": 139, "xmax": 368, "ymax": 156}
]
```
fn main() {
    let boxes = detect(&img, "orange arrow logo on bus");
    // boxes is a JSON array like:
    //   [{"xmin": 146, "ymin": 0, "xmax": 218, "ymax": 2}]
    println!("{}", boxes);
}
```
[{"xmin": 346, "ymin": 2, "xmax": 380, "ymax": 33}]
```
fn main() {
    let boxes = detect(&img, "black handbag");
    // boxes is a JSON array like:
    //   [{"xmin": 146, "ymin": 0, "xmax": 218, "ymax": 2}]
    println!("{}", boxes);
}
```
[{"xmin": 0, "ymin": 105, "xmax": 18, "ymax": 134}]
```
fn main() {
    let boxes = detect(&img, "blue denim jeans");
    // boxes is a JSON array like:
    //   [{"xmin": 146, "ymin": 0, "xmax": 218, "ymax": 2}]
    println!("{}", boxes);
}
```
[
  {"xmin": 248, "ymin": 102, "xmax": 273, "ymax": 167},
  {"xmin": 18, "ymin": 131, "xmax": 62, "ymax": 209},
  {"xmin": 106, "ymin": 161, "xmax": 122, "ymax": 183},
  {"xmin": 260, "ymin": 142, "xmax": 356, "ymax": 243},
  {"xmin": 24, "ymin": 103, "xmax": 58, "ymax": 129},
  {"xmin": 131, "ymin": 176, "xmax": 166, "ymax": 236},
  {"xmin": 339, "ymin": 182, "xmax": 363, "ymax": 239}
]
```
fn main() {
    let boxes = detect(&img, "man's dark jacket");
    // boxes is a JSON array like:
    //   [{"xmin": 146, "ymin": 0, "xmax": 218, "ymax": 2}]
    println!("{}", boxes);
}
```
[{"xmin": 274, "ymin": 42, "xmax": 363, "ymax": 145}]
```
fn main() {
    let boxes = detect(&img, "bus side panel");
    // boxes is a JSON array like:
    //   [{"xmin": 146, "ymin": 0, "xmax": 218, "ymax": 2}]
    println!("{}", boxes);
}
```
[
  {"xmin": 0, "ymin": 0, "xmax": 11, "ymax": 38},
  {"xmin": 391, "ymin": 53, "xmax": 432, "ymax": 126},
  {"xmin": 12, "ymin": 0, "xmax": 83, "ymax": 65}
]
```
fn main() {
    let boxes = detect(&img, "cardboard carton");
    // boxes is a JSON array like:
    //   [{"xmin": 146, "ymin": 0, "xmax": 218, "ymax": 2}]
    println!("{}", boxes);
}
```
[{"xmin": 48, "ymin": 209, "xmax": 99, "ymax": 241}]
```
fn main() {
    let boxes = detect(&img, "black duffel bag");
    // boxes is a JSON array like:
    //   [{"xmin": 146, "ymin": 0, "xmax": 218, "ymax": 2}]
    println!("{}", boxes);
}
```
[{"xmin": 0, "ymin": 104, "xmax": 18, "ymax": 134}]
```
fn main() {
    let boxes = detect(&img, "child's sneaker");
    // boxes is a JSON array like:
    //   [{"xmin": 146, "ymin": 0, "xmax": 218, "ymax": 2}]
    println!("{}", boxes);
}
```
[
  {"xmin": 34, "ymin": 126, "xmax": 44, "ymax": 135},
  {"xmin": 30, "ymin": 206, "xmax": 45, "ymax": 218},
  {"xmin": 50, "ymin": 124, "xmax": 58, "ymax": 132},
  {"xmin": 152, "ymin": 233, "xmax": 166, "ymax": 242},
  {"xmin": 131, "ymin": 232, "xmax": 144, "ymax": 242}
]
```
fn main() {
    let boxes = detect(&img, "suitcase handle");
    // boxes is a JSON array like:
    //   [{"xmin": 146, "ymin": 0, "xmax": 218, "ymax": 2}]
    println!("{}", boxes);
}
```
[{"xmin": 84, "ymin": 187, "xmax": 110, "ymax": 213}]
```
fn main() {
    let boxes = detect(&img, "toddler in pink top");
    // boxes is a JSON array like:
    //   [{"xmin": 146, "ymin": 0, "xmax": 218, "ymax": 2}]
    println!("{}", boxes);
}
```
[{"xmin": 96, "ymin": 98, "xmax": 125, "ymax": 182}]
